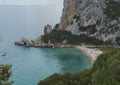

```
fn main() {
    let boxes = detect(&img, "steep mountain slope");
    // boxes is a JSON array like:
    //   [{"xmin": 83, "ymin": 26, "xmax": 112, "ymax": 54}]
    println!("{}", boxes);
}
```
[{"xmin": 58, "ymin": 0, "xmax": 120, "ymax": 46}]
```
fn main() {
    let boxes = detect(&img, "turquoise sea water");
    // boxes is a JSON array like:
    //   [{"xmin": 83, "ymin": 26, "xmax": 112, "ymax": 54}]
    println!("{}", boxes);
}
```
[{"xmin": 0, "ymin": 6, "xmax": 91, "ymax": 85}]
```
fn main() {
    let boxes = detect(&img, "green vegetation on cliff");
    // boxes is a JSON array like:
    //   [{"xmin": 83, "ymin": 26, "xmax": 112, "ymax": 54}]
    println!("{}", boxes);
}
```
[
  {"xmin": 105, "ymin": 0, "xmax": 120, "ymax": 20},
  {"xmin": 38, "ymin": 50, "xmax": 120, "ymax": 85},
  {"xmin": 41, "ymin": 30, "xmax": 104, "ymax": 45}
]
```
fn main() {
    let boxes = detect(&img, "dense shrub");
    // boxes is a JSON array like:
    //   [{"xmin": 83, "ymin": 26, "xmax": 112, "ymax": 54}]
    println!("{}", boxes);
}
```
[
  {"xmin": 104, "ymin": 0, "xmax": 120, "ymax": 20},
  {"xmin": 41, "ymin": 30, "xmax": 104, "ymax": 45},
  {"xmin": 0, "ymin": 64, "xmax": 13, "ymax": 85}
]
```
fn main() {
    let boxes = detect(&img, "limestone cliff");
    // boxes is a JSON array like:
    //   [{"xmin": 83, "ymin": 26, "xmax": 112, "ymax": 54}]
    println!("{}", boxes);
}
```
[
  {"xmin": 58, "ymin": 0, "xmax": 120, "ymax": 45},
  {"xmin": 59, "ymin": 0, "xmax": 78, "ymax": 30}
]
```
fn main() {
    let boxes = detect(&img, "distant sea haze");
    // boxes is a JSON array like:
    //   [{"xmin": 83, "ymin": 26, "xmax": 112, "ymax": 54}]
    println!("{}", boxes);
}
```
[
  {"xmin": 0, "ymin": 6, "xmax": 91, "ymax": 85},
  {"xmin": 0, "ymin": 6, "xmax": 62, "ymax": 41}
]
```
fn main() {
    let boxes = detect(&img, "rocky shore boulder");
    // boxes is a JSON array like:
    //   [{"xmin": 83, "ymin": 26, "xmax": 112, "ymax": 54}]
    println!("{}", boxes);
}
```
[
  {"xmin": 15, "ymin": 41, "xmax": 24, "ymax": 45},
  {"xmin": 15, "ymin": 37, "xmax": 31, "ymax": 47},
  {"xmin": 15, "ymin": 36, "xmax": 47, "ymax": 47}
]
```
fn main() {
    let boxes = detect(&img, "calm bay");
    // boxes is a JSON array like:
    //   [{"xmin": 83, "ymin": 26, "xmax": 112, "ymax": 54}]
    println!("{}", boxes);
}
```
[{"xmin": 0, "ymin": 6, "xmax": 91, "ymax": 85}]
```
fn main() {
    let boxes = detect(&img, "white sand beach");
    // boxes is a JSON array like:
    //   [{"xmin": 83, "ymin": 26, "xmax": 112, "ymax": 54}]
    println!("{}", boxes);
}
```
[{"xmin": 75, "ymin": 46, "xmax": 103, "ymax": 63}]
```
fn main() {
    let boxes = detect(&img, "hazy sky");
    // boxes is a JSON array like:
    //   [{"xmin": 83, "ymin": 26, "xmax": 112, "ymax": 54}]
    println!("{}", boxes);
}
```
[{"xmin": 0, "ymin": 0, "xmax": 63, "ymax": 6}]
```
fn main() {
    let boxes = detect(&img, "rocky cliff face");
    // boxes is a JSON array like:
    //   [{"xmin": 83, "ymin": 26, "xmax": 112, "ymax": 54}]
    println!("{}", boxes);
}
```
[
  {"xmin": 44, "ymin": 24, "xmax": 52, "ymax": 34},
  {"xmin": 58, "ymin": 0, "xmax": 120, "ymax": 45},
  {"xmin": 58, "ymin": 0, "xmax": 78, "ymax": 30}
]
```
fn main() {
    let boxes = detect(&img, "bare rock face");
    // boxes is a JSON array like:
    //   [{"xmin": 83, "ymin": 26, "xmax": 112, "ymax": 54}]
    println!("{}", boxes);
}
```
[
  {"xmin": 58, "ymin": 0, "xmax": 120, "ymax": 45},
  {"xmin": 44, "ymin": 24, "xmax": 52, "ymax": 34},
  {"xmin": 67, "ymin": 0, "xmax": 106, "ymax": 34},
  {"xmin": 59, "ymin": 0, "xmax": 79, "ymax": 30},
  {"xmin": 59, "ymin": 0, "xmax": 106, "ymax": 31}
]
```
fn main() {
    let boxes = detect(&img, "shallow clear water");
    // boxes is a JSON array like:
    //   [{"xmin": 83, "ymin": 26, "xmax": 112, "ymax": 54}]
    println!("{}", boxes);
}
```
[{"xmin": 0, "ymin": 6, "xmax": 91, "ymax": 85}]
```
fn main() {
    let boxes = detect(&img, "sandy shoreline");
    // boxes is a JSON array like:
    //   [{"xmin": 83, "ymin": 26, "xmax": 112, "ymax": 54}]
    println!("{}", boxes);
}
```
[{"xmin": 75, "ymin": 46, "xmax": 103, "ymax": 63}]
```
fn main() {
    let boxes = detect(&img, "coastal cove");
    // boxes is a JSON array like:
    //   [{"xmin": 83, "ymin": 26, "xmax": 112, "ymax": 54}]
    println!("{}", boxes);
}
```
[
  {"xmin": 0, "ymin": 0, "xmax": 120, "ymax": 84},
  {"xmin": 0, "ymin": 47, "xmax": 92, "ymax": 85},
  {"xmin": 0, "ymin": 6, "xmax": 92, "ymax": 85}
]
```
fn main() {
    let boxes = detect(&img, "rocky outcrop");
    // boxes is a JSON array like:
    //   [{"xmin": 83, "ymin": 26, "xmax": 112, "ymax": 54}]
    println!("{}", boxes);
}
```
[
  {"xmin": 15, "ymin": 37, "xmax": 55, "ymax": 48},
  {"xmin": 15, "ymin": 36, "xmax": 74, "ymax": 48},
  {"xmin": 44, "ymin": 24, "xmax": 52, "ymax": 34},
  {"xmin": 58, "ymin": 0, "xmax": 120, "ymax": 45},
  {"xmin": 15, "ymin": 37, "xmax": 31, "ymax": 47}
]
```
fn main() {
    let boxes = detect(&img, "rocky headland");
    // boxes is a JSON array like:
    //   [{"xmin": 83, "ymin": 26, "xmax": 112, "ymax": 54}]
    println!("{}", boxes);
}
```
[
  {"xmin": 15, "ymin": 0, "xmax": 120, "ymax": 48},
  {"xmin": 15, "ymin": 37, "xmax": 73, "ymax": 48},
  {"xmin": 15, "ymin": 24, "xmax": 74, "ymax": 48}
]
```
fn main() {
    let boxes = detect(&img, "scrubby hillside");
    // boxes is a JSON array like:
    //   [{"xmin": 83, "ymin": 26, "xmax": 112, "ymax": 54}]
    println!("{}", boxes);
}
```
[{"xmin": 38, "ymin": 50, "xmax": 120, "ymax": 85}]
